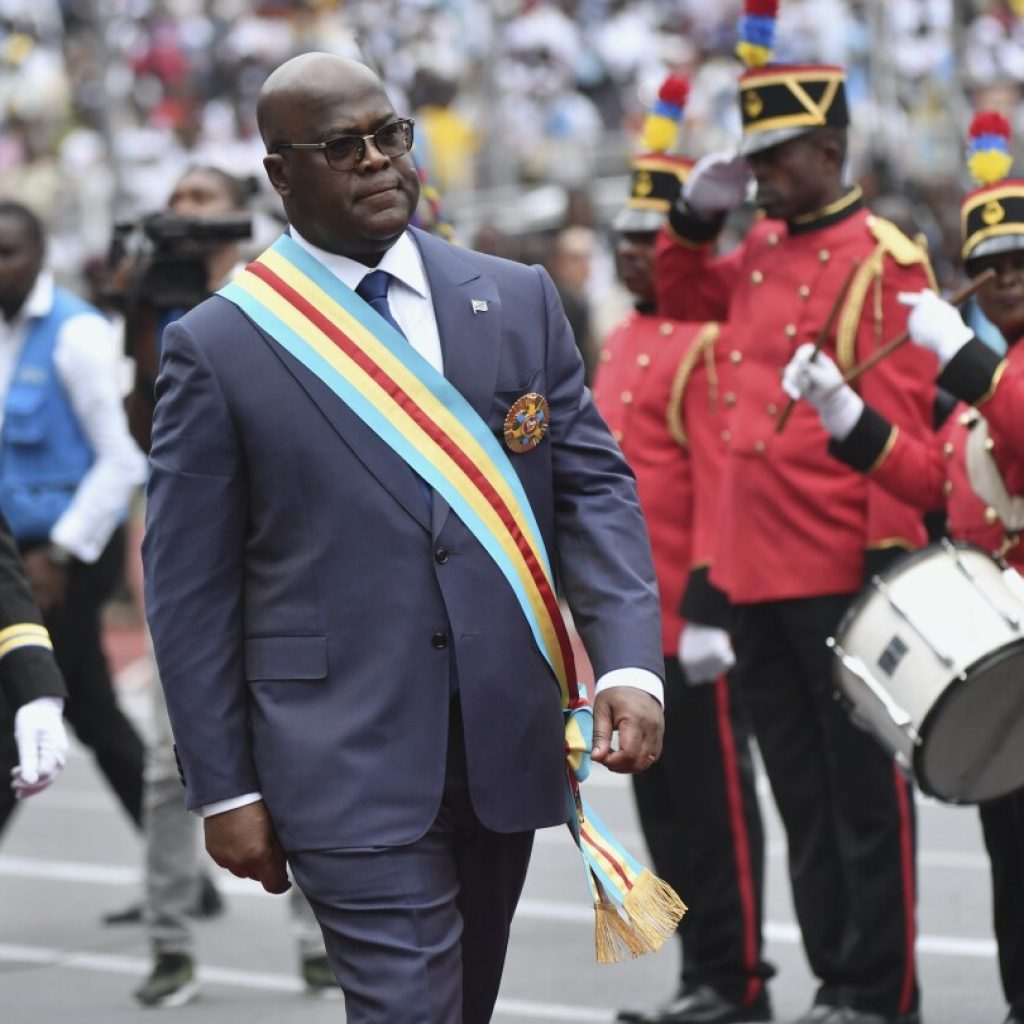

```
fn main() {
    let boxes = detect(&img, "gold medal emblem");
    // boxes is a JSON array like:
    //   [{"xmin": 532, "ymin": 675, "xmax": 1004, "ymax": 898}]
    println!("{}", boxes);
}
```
[
  {"xmin": 503, "ymin": 393, "xmax": 550, "ymax": 454},
  {"xmin": 744, "ymin": 89, "xmax": 764, "ymax": 120},
  {"xmin": 635, "ymin": 170, "xmax": 653, "ymax": 198},
  {"xmin": 983, "ymin": 199, "xmax": 1006, "ymax": 226}
]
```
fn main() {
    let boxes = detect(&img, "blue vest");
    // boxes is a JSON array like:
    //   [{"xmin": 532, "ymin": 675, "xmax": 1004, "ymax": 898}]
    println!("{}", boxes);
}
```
[{"xmin": 0, "ymin": 287, "xmax": 97, "ymax": 544}]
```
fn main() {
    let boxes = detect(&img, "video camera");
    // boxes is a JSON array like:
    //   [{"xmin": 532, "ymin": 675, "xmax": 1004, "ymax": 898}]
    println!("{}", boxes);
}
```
[{"xmin": 108, "ymin": 211, "xmax": 253, "ymax": 312}]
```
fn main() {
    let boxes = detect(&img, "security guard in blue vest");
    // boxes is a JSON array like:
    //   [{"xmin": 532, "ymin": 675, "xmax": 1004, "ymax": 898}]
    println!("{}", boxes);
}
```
[{"xmin": 0, "ymin": 201, "xmax": 147, "ymax": 841}]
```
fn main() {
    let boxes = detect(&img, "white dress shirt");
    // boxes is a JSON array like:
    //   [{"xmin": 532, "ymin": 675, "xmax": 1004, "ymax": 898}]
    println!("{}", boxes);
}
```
[
  {"xmin": 0, "ymin": 271, "xmax": 147, "ymax": 563},
  {"xmin": 201, "ymin": 229, "xmax": 662, "ymax": 818}
]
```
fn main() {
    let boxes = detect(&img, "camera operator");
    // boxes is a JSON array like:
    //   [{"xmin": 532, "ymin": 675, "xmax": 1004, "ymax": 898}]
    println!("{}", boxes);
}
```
[{"xmin": 122, "ymin": 166, "xmax": 336, "ymax": 1008}]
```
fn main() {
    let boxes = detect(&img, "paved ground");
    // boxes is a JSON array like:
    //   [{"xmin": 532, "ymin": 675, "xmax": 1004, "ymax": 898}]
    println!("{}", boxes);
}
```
[{"xmin": 0, "ymin": 642, "xmax": 1010, "ymax": 1024}]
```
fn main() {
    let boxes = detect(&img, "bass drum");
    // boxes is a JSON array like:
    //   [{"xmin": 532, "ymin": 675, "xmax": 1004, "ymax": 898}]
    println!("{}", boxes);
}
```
[{"xmin": 830, "ymin": 540, "xmax": 1024, "ymax": 804}]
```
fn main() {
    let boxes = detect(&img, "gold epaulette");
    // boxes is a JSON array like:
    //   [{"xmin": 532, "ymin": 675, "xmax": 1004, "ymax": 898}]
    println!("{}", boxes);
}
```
[
  {"xmin": 666, "ymin": 322, "xmax": 720, "ymax": 448},
  {"xmin": 835, "ymin": 216, "xmax": 937, "ymax": 372}
]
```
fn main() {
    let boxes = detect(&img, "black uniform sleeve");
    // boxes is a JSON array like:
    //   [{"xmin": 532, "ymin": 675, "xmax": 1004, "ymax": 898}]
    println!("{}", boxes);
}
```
[{"xmin": 0, "ymin": 511, "xmax": 66, "ymax": 710}]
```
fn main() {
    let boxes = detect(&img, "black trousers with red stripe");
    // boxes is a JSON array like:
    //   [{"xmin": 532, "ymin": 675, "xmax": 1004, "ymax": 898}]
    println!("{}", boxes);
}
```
[
  {"xmin": 629, "ymin": 656, "xmax": 773, "ymax": 1005},
  {"xmin": 732, "ymin": 595, "xmax": 919, "ymax": 1017}
]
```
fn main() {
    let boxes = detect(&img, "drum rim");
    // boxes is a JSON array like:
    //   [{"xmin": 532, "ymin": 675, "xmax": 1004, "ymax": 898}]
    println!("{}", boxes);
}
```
[
  {"xmin": 834, "ymin": 540, "xmax": 994, "ymax": 644},
  {"xmin": 913, "ymin": 634, "xmax": 1024, "ymax": 804}
]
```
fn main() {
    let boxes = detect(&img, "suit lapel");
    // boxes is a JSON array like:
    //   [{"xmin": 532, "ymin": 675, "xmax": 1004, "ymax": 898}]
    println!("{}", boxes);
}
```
[
  {"xmin": 248, "ymin": 316, "xmax": 432, "ymax": 532},
  {"xmin": 411, "ymin": 229, "xmax": 502, "ymax": 537}
]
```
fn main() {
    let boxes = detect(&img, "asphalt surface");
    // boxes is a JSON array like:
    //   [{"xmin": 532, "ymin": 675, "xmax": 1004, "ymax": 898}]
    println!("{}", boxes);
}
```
[{"xmin": 0, "ymin": 660, "xmax": 1009, "ymax": 1024}]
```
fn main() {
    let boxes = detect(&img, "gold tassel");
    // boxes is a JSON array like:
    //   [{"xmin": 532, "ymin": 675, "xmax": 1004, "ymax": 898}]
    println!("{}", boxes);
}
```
[
  {"xmin": 594, "ymin": 901, "xmax": 648, "ymax": 963},
  {"xmin": 621, "ymin": 869, "xmax": 688, "ymax": 952}
]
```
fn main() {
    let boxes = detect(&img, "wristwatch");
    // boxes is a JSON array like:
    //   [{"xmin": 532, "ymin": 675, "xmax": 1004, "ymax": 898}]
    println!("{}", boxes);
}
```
[{"xmin": 46, "ymin": 543, "xmax": 73, "ymax": 566}]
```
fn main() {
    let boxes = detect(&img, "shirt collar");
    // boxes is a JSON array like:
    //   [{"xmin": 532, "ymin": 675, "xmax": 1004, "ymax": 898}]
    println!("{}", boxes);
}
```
[
  {"xmin": 787, "ymin": 185, "xmax": 864, "ymax": 236},
  {"xmin": 288, "ymin": 228, "xmax": 428, "ymax": 299},
  {"xmin": 20, "ymin": 270, "xmax": 55, "ymax": 321}
]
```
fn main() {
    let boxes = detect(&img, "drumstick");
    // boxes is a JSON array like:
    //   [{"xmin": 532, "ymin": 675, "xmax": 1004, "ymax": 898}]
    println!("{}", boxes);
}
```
[
  {"xmin": 823, "ymin": 268, "xmax": 996, "ymax": 396},
  {"xmin": 775, "ymin": 258, "xmax": 862, "ymax": 433}
]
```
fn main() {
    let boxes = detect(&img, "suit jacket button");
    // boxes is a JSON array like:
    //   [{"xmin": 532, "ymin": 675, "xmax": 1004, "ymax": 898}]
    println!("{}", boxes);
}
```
[
  {"xmin": 435, "ymin": 547, "xmax": 449, "ymax": 564},
  {"xmin": 431, "ymin": 632, "xmax": 449, "ymax": 649}
]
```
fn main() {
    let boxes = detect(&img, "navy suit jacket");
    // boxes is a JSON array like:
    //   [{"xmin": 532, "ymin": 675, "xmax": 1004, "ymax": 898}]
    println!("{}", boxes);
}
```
[{"xmin": 143, "ymin": 228, "xmax": 662, "ymax": 851}]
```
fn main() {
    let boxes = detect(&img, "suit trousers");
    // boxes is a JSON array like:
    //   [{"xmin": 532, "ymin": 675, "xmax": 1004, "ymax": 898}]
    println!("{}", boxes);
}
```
[
  {"xmin": 287, "ymin": 698, "xmax": 534, "ymax": 1024},
  {"xmin": 630, "ymin": 657, "xmax": 772, "ymax": 1005},
  {"xmin": 732, "ymin": 596, "xmax": 918, "ymax": 1016},
  {"xmin": 978, "ymin": 787, "xmax": 1024, "ymax": 1014},
  {"xmin": 0, "ymin": 528, "xmax": 144, "ymax": 838},
  {"xmin": 143, "ymin": 648, "xmax": 322, "ymax": 958}
]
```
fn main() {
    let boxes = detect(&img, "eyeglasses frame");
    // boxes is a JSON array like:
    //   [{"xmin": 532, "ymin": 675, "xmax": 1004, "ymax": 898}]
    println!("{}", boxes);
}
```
[{"xmin": 273, "ymin": 118, "xmax": 416, "ymax": 171}]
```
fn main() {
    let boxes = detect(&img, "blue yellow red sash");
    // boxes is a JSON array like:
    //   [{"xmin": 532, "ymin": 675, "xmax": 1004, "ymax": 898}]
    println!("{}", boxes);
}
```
[{"xmin": 219, "ymin": 234, "xmax": 685, "ymax": 961}]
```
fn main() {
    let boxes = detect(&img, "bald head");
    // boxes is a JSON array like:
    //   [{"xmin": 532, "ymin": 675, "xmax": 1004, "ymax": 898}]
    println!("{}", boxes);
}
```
[
  {"xmin": 257, "ymin": 53, "xmax": 386, "ymax": 153},
  {"xmin": 257, "ymin": 51, "xmax": 420, "ymax": 262}
]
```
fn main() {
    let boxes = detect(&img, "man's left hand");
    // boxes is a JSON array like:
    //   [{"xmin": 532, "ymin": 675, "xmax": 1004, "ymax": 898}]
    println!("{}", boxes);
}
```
[{"xmin": 591, "ymin": 687, "xmax": 664, "ymax": 774}]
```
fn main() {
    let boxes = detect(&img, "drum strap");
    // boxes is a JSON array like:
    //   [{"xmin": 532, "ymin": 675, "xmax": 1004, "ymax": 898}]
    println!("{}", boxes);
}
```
[{"xmin": 965, "ymin": 416, "xmax": 1024, "ymax": 533}]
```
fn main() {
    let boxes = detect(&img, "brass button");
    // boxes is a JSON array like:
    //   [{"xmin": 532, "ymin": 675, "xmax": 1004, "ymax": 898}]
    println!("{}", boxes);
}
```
[
  {"xmin": 659, "ymin": 322, "xmax": 674, "ymax": 336},
  {"xmin": 943, "ymin": 480, "xmax": 954, "ymax": 496},
  {"xmin": 766, "ymin": 402, "xmax": 778, "ymax": 416},
  {"xmin": 721, "ymin": 429, "xmax": 732, "ymax": 443},
  {"xmin": 818, "ymin": 249, "xmax": 830, "ymax": 263},
  {"xmin": 621, "ymin": 391, "xmax": 633, "ymax": 405},
  {"xmin": 767, "ymin": 232, "xmax": 779, "ymax": 246},
  {"xmin": 942, "ymin": 442, "xmax": 954, "ymax": 458},
  {"xmin": 985, "ymin": 506, "xmax": 1000, "ymax": 524},
  {"xmin": 612, "ymin": 429, "xmax": 623, "ymax": 443},
  {"xmin": 600, "ymin": 349, "xmax": 612, "ymax": 363},
  {"xmin": 754, "ymin": 439, "xmax": 766, "ymax": 453},
  {"xmin": 784, "ymin": 324, "xmax": 797, "ymax": 338},
  {"xmin": 729, "ymin": 349, "xmax": 743, "ymax": 365},
  {"xmin": 985, "ymin": 437, "xmax": 996, "ymax": 452},
  {"xmin": 798, "ymin": 285, "xmax": 810, "ymax": 299},
  {"xmin": 724, "ymin": 391, "xmax": 737, "ymax": 407},
  {"xmin": 637, "ymin": 353, "xmax": 651, "ymax": 368},
  {"xmin": 751, "ymin": 270, "xmax": 764, "ymax": 285}
]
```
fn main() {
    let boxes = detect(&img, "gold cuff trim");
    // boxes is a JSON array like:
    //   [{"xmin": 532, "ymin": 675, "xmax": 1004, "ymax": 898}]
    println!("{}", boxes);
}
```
[
  {"xmin": 867, "ymin": 425, "xmax": 899, "ymax": 475},
  {"xmin": 976, "ymin": 359, "xmax": 1010, "ymax": 408},
  {"xmin": 865, "ymin": 537, "xmax": 915, "ymax": 552},
  {"xmin": 0, "ymin": 623, "xmax": 53, "ymax": 661}
]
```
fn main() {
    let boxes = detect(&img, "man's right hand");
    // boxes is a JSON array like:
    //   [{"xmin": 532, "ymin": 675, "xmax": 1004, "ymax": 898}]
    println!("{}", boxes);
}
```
[
  {"xmin": 204, "ymin": 801, "xmax": 291, "ymax": 895},
  {"xmin": 682, "ymin": 150, "xmax": 752, "ymax": 217},
  {"xmin": 678, "ymin": 622, "xmax": 736, "ymax": 684}
]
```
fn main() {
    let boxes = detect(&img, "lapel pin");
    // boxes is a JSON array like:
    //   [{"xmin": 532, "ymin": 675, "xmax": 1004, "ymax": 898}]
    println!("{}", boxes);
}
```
[{"xmin": 471, "ymin": 299, "xmax": 489, "ymax": 314}]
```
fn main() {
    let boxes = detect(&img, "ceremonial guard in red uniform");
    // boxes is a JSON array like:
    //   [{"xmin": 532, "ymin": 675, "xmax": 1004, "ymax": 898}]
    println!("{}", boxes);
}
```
[
  {"xmin": 595, "ymin": 92, "xmax": 772, "ymax": 1024},
  {"xmin": 654, "ymin": 12, "xmax": 935, "ymax": 1021},
  {"xmin": 784, "ymin": 111, "xmax": 1024, "ymax": 1024}
]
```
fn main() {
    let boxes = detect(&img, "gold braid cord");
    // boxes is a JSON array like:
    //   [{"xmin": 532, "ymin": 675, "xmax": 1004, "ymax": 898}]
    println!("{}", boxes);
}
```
[
  {"xmin": 666, "ymin": 322, "xmax": 721, "ymax": 447},
  {"xmin": 835, "ymin": 217, "xmax": 936, "ymax": 375}
]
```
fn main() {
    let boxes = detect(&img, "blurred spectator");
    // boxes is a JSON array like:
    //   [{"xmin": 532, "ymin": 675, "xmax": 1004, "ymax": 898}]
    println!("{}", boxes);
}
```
[{"xmin": 546, "ymin": 224, "xmax": 598, "ymax": 383}]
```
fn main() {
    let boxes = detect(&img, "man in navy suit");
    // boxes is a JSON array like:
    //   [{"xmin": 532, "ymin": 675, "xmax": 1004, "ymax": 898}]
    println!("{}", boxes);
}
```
[{"xmin": 143, "ymin": 52, "xmax": 665, "ymax": 1024}]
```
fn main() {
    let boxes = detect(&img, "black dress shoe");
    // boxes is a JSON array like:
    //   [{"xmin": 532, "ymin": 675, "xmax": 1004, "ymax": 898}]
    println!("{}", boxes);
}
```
[
  {"xmin": 633, "ymin": 985, "xmax": 772, "ymax": 1024},
  {"xmin": 102, "ymin": 875, "xmax": 225, "ymax": 926},
  {"xmin": 788, "ymin": 1009, "xmax": 920, "ymax": 1024}
]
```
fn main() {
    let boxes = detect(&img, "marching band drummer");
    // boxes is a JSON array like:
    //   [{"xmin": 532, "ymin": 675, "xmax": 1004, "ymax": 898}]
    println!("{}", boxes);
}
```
[{"xmin": 782, "ymin": 112, "xmax": 1024, "ymax": 1024}]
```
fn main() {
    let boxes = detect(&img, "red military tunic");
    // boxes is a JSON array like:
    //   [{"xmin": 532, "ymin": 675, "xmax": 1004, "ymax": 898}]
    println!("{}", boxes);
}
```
[
  {"xmin": 592, "ymin": 312, "xmax": 727, "ymax": 652},
  {"xmin": 656, "ymin": 188, "xmax": 939, "ymax": 603},
  {"xmin": 833, "ymin": 338, "xmax": 1024, "ymax": 572}
]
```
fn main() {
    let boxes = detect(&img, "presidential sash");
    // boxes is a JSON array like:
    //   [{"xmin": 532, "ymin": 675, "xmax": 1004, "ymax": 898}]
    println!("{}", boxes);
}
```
[{"xmin": 219, "ymin": 234, "xmax": 685, "ymax": 961}]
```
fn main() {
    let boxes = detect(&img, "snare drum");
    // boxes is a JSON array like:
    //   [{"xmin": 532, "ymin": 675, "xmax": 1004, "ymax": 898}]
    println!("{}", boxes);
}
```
[{"xmin": 830, "ymin": 539, "xmax": 1024, "ymax": 804}]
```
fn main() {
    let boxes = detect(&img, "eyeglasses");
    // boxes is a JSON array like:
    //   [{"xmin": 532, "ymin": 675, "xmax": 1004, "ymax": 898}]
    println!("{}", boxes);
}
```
[{"xmin": 274, "ymin": 118, "xmax": 415, "ymax": 172}]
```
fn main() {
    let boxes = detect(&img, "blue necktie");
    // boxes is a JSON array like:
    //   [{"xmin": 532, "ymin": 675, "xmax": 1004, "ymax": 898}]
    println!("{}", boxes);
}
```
[{"xmin": 356, "ymin": 270, "xmax": 433, "ymax": 511}]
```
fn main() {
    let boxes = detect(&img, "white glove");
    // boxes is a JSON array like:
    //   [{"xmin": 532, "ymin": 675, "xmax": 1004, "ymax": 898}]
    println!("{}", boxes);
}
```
[
  {"xmin": 682, "ymin": 150, "xmax": 752, "ymax": 217},
  {"xmin": 678, "ymin": 623, "xmax": 736, "ymax": 685},
  {"xmin": 12, "ymin": 696, "xmax": 68, "ymax": 799},
  {"xmin": 897, "ymin": 289, "xmax": 974, "ymax": 368},
  {"xmin": 782, "ymin": 343, "xmax": 865, "ymax": 441}
]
